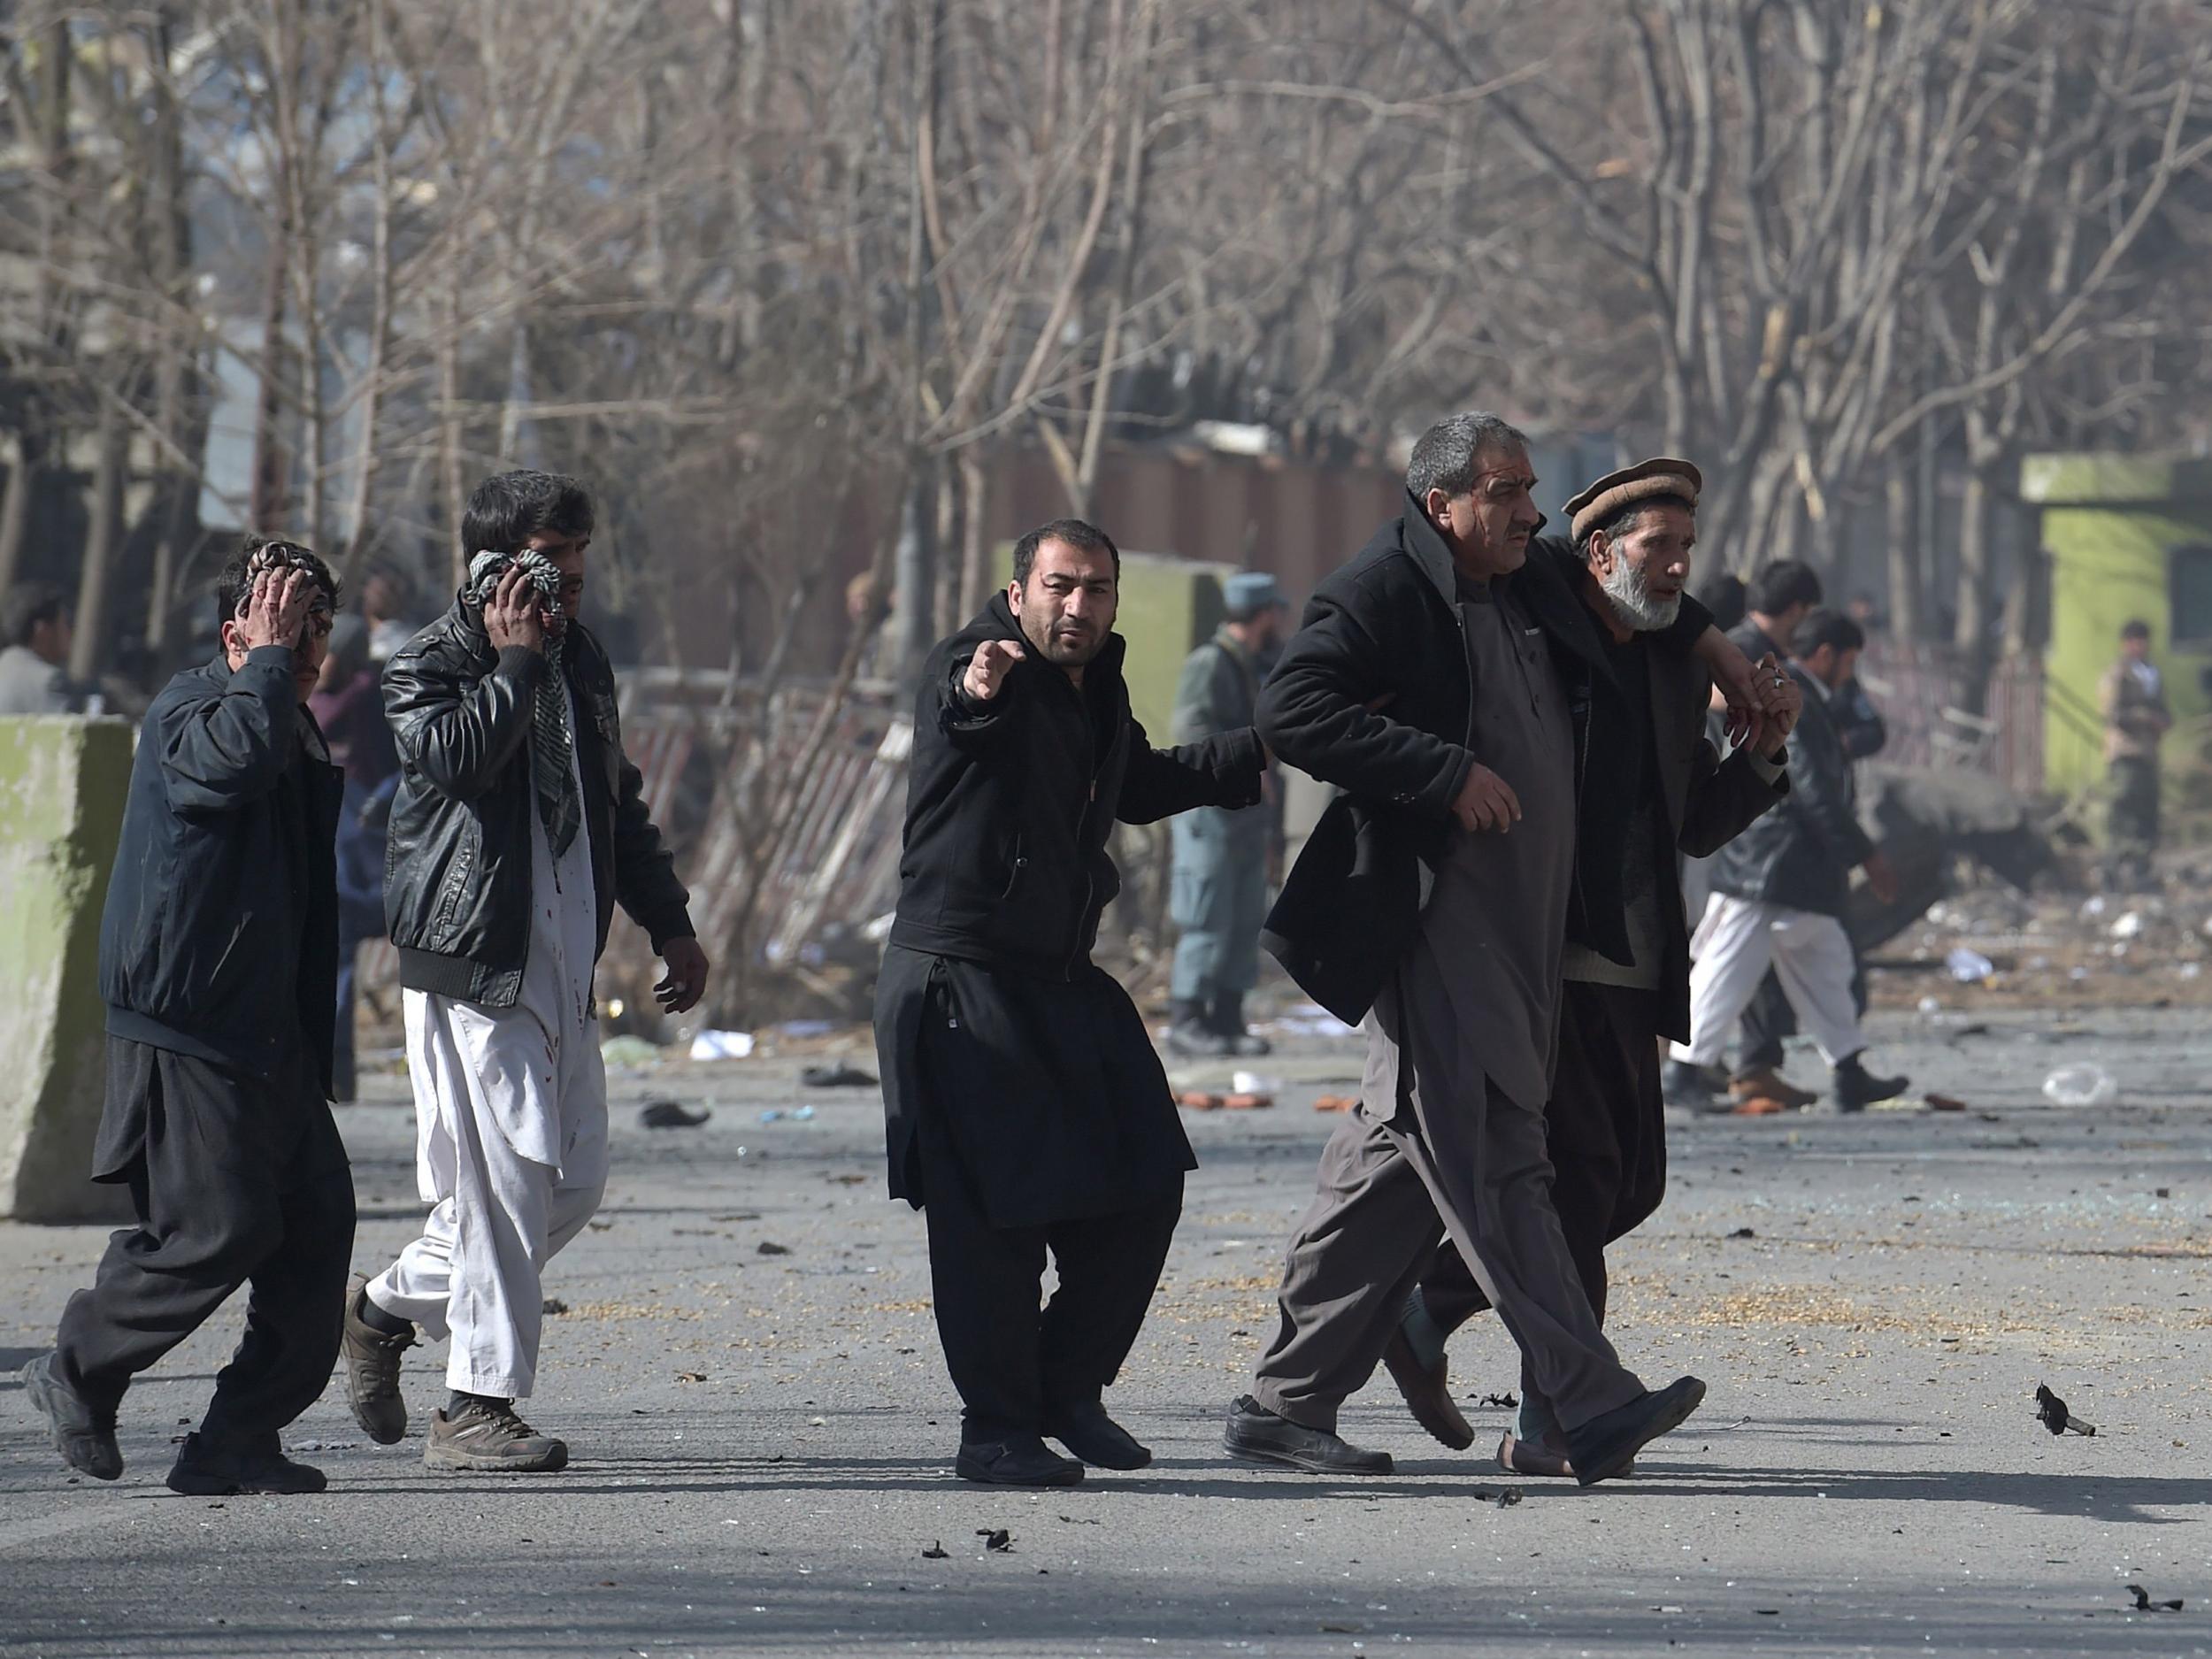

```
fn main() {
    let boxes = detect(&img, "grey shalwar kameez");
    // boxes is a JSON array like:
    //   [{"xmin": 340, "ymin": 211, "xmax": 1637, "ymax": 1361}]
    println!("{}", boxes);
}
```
[{"xmin": 1248, "ymin": 574, "xmax": 1645, "ymax": 1435}]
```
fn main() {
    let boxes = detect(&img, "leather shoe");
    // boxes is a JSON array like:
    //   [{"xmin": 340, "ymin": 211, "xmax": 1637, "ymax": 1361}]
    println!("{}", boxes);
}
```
[
  {"xmin": 19, "ymin": 1352, "xmax": 122, "ymax": 1481},
  {"xmin": 1563, "ymin": 1376, "xmax": 1705, "ymax": 1487},
  {"xmin": 1223, "ymin": 1395, "xmax": 1393, "ymax": 1474},
  {"xmin": 1730, "ymin": 1067, "xmax": 1817, "ymax": 1110},
  {"xmin": 166, "ymin": 1433, "xmax": 327, "ymax": 1495},
  {"xmin": 1381, "ymin": 1328, "xmax": 1474, "ymax": 1450},
  {"xmin": 1046, "ymin": 1402, "xmax": 1152, "ymax": 1470},
  {"xmin": 954, "ymin": 1436, "xmax": 1085, "ymax": 1486},
  {"xmin": 1834, "ymin": 1057, "xmax": 1908, "ymax": 1111}
]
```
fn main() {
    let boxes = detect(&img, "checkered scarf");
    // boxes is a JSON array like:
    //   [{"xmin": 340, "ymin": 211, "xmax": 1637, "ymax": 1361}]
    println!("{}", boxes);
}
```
[{"xmin": 464, "ymin": 549, "xmax": 580, "ymax": 857}]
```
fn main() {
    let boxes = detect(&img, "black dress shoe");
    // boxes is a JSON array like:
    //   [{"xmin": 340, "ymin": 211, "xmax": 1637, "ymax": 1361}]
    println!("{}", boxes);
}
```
[
  {"xmin": 19, "ymin": 1353, "xmax": 122, "ymax": 1481},
  {"xmin": 954, "ymin": 1436, "xmax": 1085, "ymax": 1487},
  {"xmin": 1223, "ymin": 1395, "xmax": 1393, "ymax": 1474},
  {"xmin": 1381, "ymin": 1328, "xmax": 1474, "ymax": 1451},
  {"xmin": 1046, "ymin": 1402, "xmax": 1152, "ymax": 1470},
  {"xmin": 1833, "ymin": 1057, "xmax": 1907, "ymax": 1111},
  {"xmin": 1563, "ymin": 1376, "xmax": 1705, "ymax": 1488},
  {"xmin": 165, "ymin": 1433, "xmax": 328, "ymax": 1495}
]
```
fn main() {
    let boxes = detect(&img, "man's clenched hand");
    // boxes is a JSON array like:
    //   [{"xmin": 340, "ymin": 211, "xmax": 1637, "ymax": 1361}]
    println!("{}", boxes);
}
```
[
  {"xmin": 963, "ymin": 639, "xmax": 1025, "ymax": 703},
  {"xmin": 1451, "ymin": 762, "xmax": 1521, "ymax": 833}
]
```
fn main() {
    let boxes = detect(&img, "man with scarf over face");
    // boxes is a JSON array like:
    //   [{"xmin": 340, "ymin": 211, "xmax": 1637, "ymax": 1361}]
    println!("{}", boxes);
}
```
[
  {"xmin": 341, "ymin": 470, "xmax": 707, "ymax": 1472},
  {"xmin": 21, "ymin": 537, "xmax": 350, "ymax": 1496},
  {"xmin": 875, "ymin": 517, "xmax": 1266, "ymax": 1487}
]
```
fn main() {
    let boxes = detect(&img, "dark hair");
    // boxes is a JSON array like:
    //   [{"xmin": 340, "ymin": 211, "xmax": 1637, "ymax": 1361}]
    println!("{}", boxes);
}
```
[
  {"xmin": 3, "ymin": 580, "xmax": 67, "ymax": 648},
  {"xmin": 1406, "ymin": 411, "xmax": 1530, "ymax": 501},
  {"xmin": 1746, "ymin": 559, "xmax": 1824, "ymax": 617},
  {"xmin": 2122, "ymin": 618, "xmax": 2152, "ymax": 641},
  {"xmin": 462, "ymin": 470, "xmax": 595, "ymax": 559},
  {"xmin": 1794, "ymin": 607, "xmax": 1864, "ymax": 659},
  {"xmin": 1574, "ymin": 493, "xmax": 1696, "ymax": 556},
  {"xmin": 214, "ymin": 534, "xmax": 339, "ymax": 628},
  {"xmin": 1694, "ymin": 571, "xmax": 1747, "ymax": 634},
  {"xmin": 1012, "ymin": 518, "xmax": 1121, "ymax": 586}
]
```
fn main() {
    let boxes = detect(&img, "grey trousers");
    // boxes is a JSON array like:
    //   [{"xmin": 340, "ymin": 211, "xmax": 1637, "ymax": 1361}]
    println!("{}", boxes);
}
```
[{"xmin": 1250, "ymin": 985, "xmax": 1644, "ymax": 1436}]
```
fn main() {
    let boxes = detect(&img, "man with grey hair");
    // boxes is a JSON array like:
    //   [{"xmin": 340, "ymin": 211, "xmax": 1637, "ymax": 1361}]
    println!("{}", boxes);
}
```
[
  {"xmin": 1225, "ymin": 418, "xmax": 1787, "ymax": 1486},
  {"xmin": 1386, "ymin": 460, "xmax": 1794, "ymax": 1474}
]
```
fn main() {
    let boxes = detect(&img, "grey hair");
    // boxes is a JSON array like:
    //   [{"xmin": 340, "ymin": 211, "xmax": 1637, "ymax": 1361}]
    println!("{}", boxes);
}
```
[{"xmin": 1405, "ymin": 411, "xmax": 1530, "ymax": 501}]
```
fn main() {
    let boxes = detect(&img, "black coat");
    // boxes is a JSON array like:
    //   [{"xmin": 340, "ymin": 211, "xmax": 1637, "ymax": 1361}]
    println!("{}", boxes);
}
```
[
  {"xmin": 99, "ymin": 649, "xmax": 344, "ymax": 1094},
  {"xmin": 1257, "ymin": 498, "xmax": 1712, "ymax": 1025},
  {"xmin": 879, "ymin": 595, "xmax": 1264, "ymax": 1212},
  {"xmin": 886, "ymin": 594, "xmax": 1264, "ymax": 978},
  {"xmin": 380, "ymin": 600, "xmax": 694, "ymax": 1007},
  {"xmin": 1711, "ymin": 663, "xmax": 1872, "ymax": 918}
]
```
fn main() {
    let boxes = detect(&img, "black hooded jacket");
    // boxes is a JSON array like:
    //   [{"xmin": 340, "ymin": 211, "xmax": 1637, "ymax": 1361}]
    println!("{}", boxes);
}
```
[{"xmin": 887, "ymin": 593, "xmax": 1265, "ymax": 979}]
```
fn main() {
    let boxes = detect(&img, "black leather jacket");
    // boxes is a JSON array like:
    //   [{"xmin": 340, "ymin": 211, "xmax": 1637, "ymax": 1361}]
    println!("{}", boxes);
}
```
[
  {"xmin": 380, "ymin": 599, "xmax": 694, "ymax": 1007},
  {"xmin": 1710, "ymin": 663, "xmax": 1873, "ymax": 918}
]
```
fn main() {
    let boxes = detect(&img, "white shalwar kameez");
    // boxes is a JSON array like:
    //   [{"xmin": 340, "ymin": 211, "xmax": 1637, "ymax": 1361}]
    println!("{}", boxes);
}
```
[{"xmin": 366, "ymin": 694, "xmax": 608, "ymax": 1399}]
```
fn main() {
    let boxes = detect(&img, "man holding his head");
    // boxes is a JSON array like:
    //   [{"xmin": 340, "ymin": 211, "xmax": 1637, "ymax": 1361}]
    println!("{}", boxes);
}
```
[
  {"xmin": 342, "ymin": 470, "xmax": 708, "ymax": 1473},
  {"xmin": 21, "ymin": 538, "xmax": 350, "ymax": 1496},
  {"xmin": 875, "ymin": 518, "xmax": 1266, "ymax": 1487}
]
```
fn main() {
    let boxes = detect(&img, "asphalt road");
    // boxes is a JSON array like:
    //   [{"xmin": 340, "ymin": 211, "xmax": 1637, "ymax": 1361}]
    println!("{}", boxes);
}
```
[{"xmin": 4, "ymin": 1003, "xmax": 2208, "ymax": 1657}]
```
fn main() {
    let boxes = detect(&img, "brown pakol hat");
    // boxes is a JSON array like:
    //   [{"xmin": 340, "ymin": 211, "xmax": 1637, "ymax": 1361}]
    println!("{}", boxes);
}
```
[{"xmin": 1564, "ymin": 457, "xmax": 1703, "ymax": 543}]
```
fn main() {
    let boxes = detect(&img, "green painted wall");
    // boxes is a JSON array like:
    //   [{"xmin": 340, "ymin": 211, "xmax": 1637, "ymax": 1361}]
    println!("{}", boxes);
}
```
[
  {"xmin": 2023, "ymin": 455, "xmax": 2212, "ymax": 802},
  {"xmin": 0, "ymin": 717, "xmax": 133, "ymax": 1223},
  {"xmin": 1116, "ymin": 551, "xmax": 1234, "ymax": 741}
]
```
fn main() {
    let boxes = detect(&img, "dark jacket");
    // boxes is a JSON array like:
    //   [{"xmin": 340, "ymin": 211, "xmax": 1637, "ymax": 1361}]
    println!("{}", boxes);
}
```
[
  {"xmin": 1256, "ymin": 497, "xmax": 1712, "ymax": 1025},
  {"xmin": 1831, "ymin": 676, "xmax": 1887, "ymax": 762},
  {"xmin": 1570, "ymin": 634, "xmax": 1788, "ymax": 1039},
  {"xmin": 99, "ymin": 649, "xmax": 344, "ymax": 1093},
  {"xmin": 887, "ymin": 594, "xmax": 1265, "ymax": 979},
  {"xmin": 1711, "ymin": 663, "xmax": 1872, "ymax": 918},
  {"xmin": 381, "ymin": 600, "xmax": 694, "ymax": 1006}
]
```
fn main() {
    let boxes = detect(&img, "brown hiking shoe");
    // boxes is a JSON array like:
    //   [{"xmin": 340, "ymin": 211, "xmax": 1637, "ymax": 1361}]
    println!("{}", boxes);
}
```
[
  {"xmin": 341, "ymin": 1276, "xmax": 413, "ymax": 1445},
  {"xmin": 424, "ymin": 1399, "xmax": 569, "ymax": 1472},
  {"xmin": 1729, "ymin": 1067, "xmax": 1817, "ymax": 1110}
]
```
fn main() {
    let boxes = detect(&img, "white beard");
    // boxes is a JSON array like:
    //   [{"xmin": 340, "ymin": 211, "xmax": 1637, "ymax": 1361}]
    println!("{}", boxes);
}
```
[{"xmin": 1600, "ymin": 557, "xmax": 1682, "ymax": 632}]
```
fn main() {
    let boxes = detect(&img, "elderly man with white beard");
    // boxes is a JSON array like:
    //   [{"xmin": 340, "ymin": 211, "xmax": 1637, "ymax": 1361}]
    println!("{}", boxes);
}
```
[{"xmin": 1380, "ymin": 459, "xmax": 1803, "ymax": 1477}]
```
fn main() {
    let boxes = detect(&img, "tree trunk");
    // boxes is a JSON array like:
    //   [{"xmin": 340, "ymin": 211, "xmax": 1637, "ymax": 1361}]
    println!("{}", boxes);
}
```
[
  {"xmin": 1951, "ymin": 444, "xmax": 2000, "ymax": 713},
  {"xmin": 70, "ymin": 398, "xmax": 130, "ymax": 687},
  {"xmin": 1883, "ymin": 449, "xmax": 1919, "ymax": 643}
]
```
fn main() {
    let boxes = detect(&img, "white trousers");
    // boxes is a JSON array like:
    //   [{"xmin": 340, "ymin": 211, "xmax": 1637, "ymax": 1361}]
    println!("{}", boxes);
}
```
[
  {"xmin": 367, "ymin": 990, "xmax": 608, "ymax": 1397},
  {"xmin": 1672, "ymin": 893, "xmax": 1867, "ymax": 1070}
]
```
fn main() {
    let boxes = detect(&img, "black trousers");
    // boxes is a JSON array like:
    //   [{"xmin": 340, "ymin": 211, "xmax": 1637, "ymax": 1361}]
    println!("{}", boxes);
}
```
[
  {"xmin": 916, "ymin": 1092, "xmax": 1181, "ymax": 1446},
  {"xmin": 52, "ymin": 1039, "xmax": 356, "ymax": 1451},
  {"xmin": 2109, "ymin": 754, "xmax": 2161, "ymax": 866},
  {"xmin": 1419, "ymin": 981, "xmax": 1664, "ymax": 1338}
]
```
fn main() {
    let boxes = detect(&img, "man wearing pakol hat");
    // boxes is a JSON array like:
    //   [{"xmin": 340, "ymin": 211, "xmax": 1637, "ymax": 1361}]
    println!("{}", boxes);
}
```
[
  {"xmin": 1164, "ymin": 570, "xmax": 1289, "ymax": 1057},
  {"xmin": 1226, "ymin": 415, "xmax": 1794, "ymax": 1487},
  {"xmin": 340, "ymin": 470, "xmax": 710, "ymax": 1473},
  {"xmin": 1386, "ymin": 458, "xmax": 1797, "ymax": 1475}
]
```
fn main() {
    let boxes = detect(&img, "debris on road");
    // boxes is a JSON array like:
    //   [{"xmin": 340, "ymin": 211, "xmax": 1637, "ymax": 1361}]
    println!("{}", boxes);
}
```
[
  {"xmin": 2041, "ymin": 1066, "xmax": 2117, "ymax": 1107},
  {"xmin": 921, "ymin": 1541, "xmax": 948, "ymax": 1560},
  {"xmin": 688, "ymin": 1029, "xmax": 757, "ymax": 1061},
  {"xmin": 2034, "ymin": 1384, "xmax": 2095, "ymax": 1436},
  {"xmin": 541, "ymin": 1298, "xmax": 569, "ymax": 1316},
  {"xmin": 1924, "ymin": 1094, "xmax": 1968, "ymax": 1112},
  {"xmin": 1728, "ymin": 1227, "xmax": 1757, "ymax": 1239},
  {"xmin": 757, "ymin": 1240, "xmax": 793, "ymax": 1256},
  {"xmin": 758, "ymin": 1105, "xmax": 817, "ymax": 1124},
  {"xmin": 1313, "ymin": 1094, "xmax": 1358, "ymax": 1112},
  {"xmin": 977, "ymin": 1529, "xmax": 1013, "ymax": 1552},
  {"xmin": 640, "ymin": 1101, "xmax": 711, "ymax": 1129},
  {"xmin": 1179, "ymin": 1091, "xmax": 1274, "ymax": 1111},
  {"xmin": 2126, "ymin": 1584, "xmax": 2184, "ymax": 1612}
]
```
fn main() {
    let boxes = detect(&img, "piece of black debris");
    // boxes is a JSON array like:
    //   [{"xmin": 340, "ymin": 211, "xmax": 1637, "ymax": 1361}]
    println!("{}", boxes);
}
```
[
  {"xmin": 2035, "ymin": 1383, "xmax": 2096, "ymax": 1437},
  {"xmin": 1477, "ymin": 1392, "xmax": 1519, "ymax": 1409},
  {"xmin": 800, "ymin": 1063, "xmax": 878, "ymax": 1088},
  {"xmin": 1058, "ymin": 1515, "xmax": 1102, "ymax": 1525},
  {"xmin": 1495, "ymin": 1490, "xmax": 1522, "ymax": 1509},
  {"xmin": 757, "ymin": 1240, "xmax": 793, "ymax": 1256},
  {"xmin": 2127, "ymin": 1585, "xmax": 2184, "ymax": 1612},
  {"xmin": 541, "ymin": 1298, "xmax": 569, "ymax": 1316},
  {"xmin": 921, "ymin": 1541, "xmax": 949, "ymax": 1560},
  {"xmin": 1728, "ymin": 1226, "xmax": 1756, "ymax": 1239},
  {"xmin": 639, "ymin": 1101, "xmax": 710, "ymax": 1129},
  {"xmin": 976, "ymin": 1528, "xmax": 1013, "ymax": 1552}
]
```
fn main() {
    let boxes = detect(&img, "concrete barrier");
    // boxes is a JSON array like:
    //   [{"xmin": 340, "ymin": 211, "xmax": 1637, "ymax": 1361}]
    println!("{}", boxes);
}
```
[{"xmin": 0, "ymin": 716, "xmax": 132, "ymax": 1223}]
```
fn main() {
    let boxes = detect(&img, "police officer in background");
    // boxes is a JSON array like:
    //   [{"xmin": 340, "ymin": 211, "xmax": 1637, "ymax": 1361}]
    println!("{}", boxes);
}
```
[{"xmin": 1164, "ymin": 572, "xmax": 1287, "ymax": 1058}]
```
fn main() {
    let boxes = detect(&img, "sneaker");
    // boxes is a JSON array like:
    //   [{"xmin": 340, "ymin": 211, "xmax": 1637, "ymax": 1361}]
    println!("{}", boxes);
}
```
[
  {"xmin": 1833, "ymin": 1056, "xmax": 1908, "ymax": 1111},
  {"xmin": 424, "ymin": 1399, "xmax": 569, "ymax": 1472},
  {"xmin": 1729, "ymin": 1067, "xmax": 1817, "ymax": 1110},
  {"xmin": 166, "ymin": 1433, "xmax": 326, "ymax": 1495},
  {"xmin": 19, "ymin": 1353, "xmax": 122, "ymax": 1481},
  {"xmin": 1223, "ymin": 1395, "xmax": 1393, "ymax": 1474},
  {"xmin": 341, "ymin": 1276, "xmax": 413, "ymax": 1445}
]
